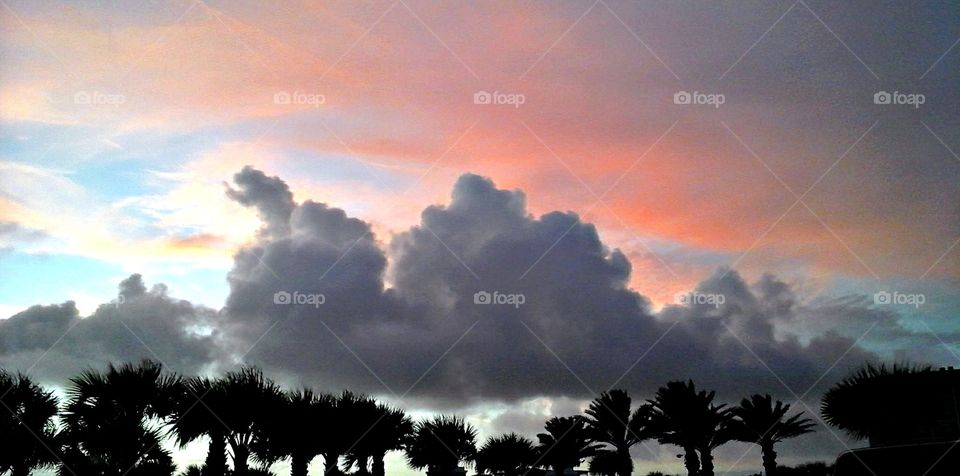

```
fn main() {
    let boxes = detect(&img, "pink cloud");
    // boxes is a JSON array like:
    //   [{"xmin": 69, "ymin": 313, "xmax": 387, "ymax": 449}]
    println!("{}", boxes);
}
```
[{"xmin": 2, "ymin": 0, "xmax": 955, "ymax": 282}]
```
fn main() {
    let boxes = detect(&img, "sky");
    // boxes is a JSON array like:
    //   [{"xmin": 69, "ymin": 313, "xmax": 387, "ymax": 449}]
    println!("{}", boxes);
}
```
[{"xmin": 0, "ymin": 0, "xmax": 958, "ymax": 475}]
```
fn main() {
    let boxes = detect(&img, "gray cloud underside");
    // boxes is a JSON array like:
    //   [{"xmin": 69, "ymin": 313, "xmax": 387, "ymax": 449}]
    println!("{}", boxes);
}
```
[
  {"xmin": 0, "ymin": 167, "xmax": 946, "ymax": 412},
  {"xmin": 0, "ymin": 275, "xmax": 222, "ymax": 382}
]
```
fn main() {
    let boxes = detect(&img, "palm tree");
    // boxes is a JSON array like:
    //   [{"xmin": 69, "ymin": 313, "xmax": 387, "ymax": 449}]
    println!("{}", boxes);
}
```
[
  {"xmin": 0, "ymin": 370, "xmax": 61, "ymax": 476},
  {"xmin": 60, "ymin": 360, "xmax": 180, "ymax": 476},
  {"xmin": 171, "ymin": 367, "xmax": 284, "ymax": 475},
  {"xmin": 249, "ymin": 388, "xmax": 331, "ymax": 476},
  {"xmin": 694, "ymin": 403, "xmax": 736, "ymax": 476},
  {"xmin": 178, "ymin": 465, "xmax": 204, "ymax": 476},
  {"xmin": 342, "ymin": 395, "xmax": 379, "ymax": 476},
  {"xmin": 646, "ymin": 380, "xmax": 734, "ymax": 476},
  {"xmin": 345, "ymin": 400, "xmax": 413, "ymax": 476},
  {"xmin": 405, "ymin": 415, "xmax": 477, "ymax": 476},
  {"xmin": 318, "ymin": 391, "xmax": 364, "ymax": 476},
  {"xmin": 730, "ymin": 394, "xmax": 815, "ymax": 476},
  {"xmin": 212, "ymin": 367, "xmax": 284, "ymax": 475},
  {"xmin": 475, "ymin": 433, "xmax": 537, "ymax": 476},
  {"xmin": 169, "ymin": 376, "xmax": 230, "ymax": 476},
  {"xmin": 821, "ymin": 362, "xmax": 935, "ymax": 446},
  {"xmin": 584, "ymin": 389, "xmax": 653, "ymax": 476},
  {"xmin": 536, "ymin": 416, "xmax": 602, "ymax": 476},
  {"xmin": 371, "ymin": 404, "xmax": 413, "ymax": 476},
  {"xmin": 645, "ymin": 381, "xmax": 701, "ymax": 476},
  {"xmin": 586, "ymin": 451, "xmax": 619, "ymax": 476}
]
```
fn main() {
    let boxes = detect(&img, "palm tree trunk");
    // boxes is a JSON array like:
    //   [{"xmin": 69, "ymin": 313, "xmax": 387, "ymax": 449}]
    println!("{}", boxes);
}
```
[
  {"xmin": 291, "ymin": 452, "xmax": 309, "ymax": 476},
  {"xmin": 372, "ymin": 453, "xmax": 386, "ymax": 476},
  {"xmin": 682, "ymin": 446, "xmax": 700, "ymax": 476},
  {"xmin": 699, "ymin": 449, "xmax": 714, "ymax": 476},
  {"xmin": 232, "ymin": 441, "xmax": 250, "ymax": 474},
  {"xmin": 761, "ymin": 443, "xmax": 777, "ymax": 476},
  {"xmin": 204, "ymin": 432, "xmax": 228, "ymax": 476},
  {"xmin": 616, "ymin": 447, "xmax": 633, "ymax": 476}
]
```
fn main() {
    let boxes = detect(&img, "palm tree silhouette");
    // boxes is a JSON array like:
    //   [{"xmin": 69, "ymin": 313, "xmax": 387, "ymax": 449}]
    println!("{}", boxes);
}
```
[
  {"xmin": 171, "ymin": 367, "xmax": 284, "ymax": 476},
  {"xmin": 316, "ymin": 390, "xmax": 365, "ymax": 476},
  {"xmin": 169, "ymin": 376, "xmax": 229, "ymax": 476},
  {"xmin": 730, "ymin": 394, "xmax": 815, "ymax": 476},
  {"xmin": 345, "ymin": 399, "xmax": 413, "ymax": 476},
  {"xmin": 0, "ymin": 370, "xmax": 62, "ymax": 476},
  {"xmin": 405, "ymin": 415, "xmax": 477, "ymax": 476},
  {"xmin": 224, "ymin": 367, "xmax": 285, "ymax": 475},
  {"xmin": 694, "ymin": 402, "xmax": 735, "ymax": 476},
  {"xmin": 342, "ymin": 394, "xmax": 380, "ymax": 476},
  {"xmin": 369, "ymin": 404, "xmax": 413, "ymax": 476},
  {"xmin": 586, "ymin": 451, "xmax": 619, "ymax": 476},
  {"xmin": 475, "ymin": 433, "xmax": 537, "ymax": 476},
  {"xmin": 60, "ymin": 360, "xmax": 180, "ymax": 475},
  {"xmin": 252, "ymin": 388, "xmax": 329, "ymax": 476},
  {"xmin": 2, "ymin": 361, "xmax": 857, "ymax": 476},
  {"xmin": 646, "ymin": 380, "xmax": 734, "ymax": 476},
  {"xmin": 536, "ymin": 416, "xmax": 602, "ymax": 476},
  {"xmin": 584, "ymin": 390, "xmax": 653, "ymax": 476},
  {"xmin": 821, "ymin": 362, "xmax": 935, "ymax": 446},
  {"xmin": 177, "ymin": 464, "xmax": 204, "ymax": 476}
]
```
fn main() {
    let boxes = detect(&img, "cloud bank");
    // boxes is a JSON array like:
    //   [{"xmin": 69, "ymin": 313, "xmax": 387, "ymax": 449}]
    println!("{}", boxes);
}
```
[
  {"xmin": 9, "ymin": 166, "xmax": 953, "ymax": 467},
  {"xmin": 4, "ymin": 167, "xmax": 939, "ymax": 411},
  {"xmin": 0, "ymin": 274, "xmax": 221, "ymax": 382}
]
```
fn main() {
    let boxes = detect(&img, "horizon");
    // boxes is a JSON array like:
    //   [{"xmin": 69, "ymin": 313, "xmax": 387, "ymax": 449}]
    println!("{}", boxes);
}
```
[{"xmin": 1, "ymin": 1, "xmax": 958, "ymax": 475}]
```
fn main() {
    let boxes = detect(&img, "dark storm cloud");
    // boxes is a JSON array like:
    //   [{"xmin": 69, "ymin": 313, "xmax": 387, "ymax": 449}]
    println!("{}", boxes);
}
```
[
  {"xmin": 220, "ymin": 166, "xmax": 392, "ymax": 378},
  {"xmin": 0, "ymin": 167, "xmax": 943, "ymax": 410},
  {"xmin": 0, "ymin": 301, "xmax": 76, "ymax": 355},
  {"xmin": 215, "ymin": 168, "xmax": 895, "ymax": 408},
  {"xmin": 0, "ymin": 274, "xmax": 220, "ymax": 383},
  {"xmin": 0, "ymin": 174, "xmax": 931, "ymax": 465},
  {"xmin": 653, "ymin": 272, "xmax": 881, "ymax": 400},
  {"xmin": 779, "ymin": 293, "xmax": 960, "ymax": 367}
]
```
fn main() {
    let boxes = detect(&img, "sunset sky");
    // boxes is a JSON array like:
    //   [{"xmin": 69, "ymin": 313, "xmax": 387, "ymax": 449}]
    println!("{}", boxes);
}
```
[{"xmin": 1, "ymin": 1, "xmax": 958, "ymax": 474}]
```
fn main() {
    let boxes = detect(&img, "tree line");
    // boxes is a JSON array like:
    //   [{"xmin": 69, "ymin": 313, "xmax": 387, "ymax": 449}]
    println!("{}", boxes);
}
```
[{"xmin": 2, "ymin": 360, "xmax": 820, "ymax": 476}]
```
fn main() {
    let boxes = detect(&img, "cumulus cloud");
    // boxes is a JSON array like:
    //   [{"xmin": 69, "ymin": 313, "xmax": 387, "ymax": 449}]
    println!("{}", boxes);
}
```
[
  {"xmin": 0, "ymin": 167, "xmax": 942, "ymax": 411},
  {"xmin": 225, "ymin": 166, "xmax": 297, "ymax": 240},
  {"xmin": 3, "ymin": 166, "xmax": 950, "ymax": 467},
  {"xmin": 0, "ymin": 274, "xmax": 221, "ymax": 383},
  {"xmin": 213, "ymin": 168, "xmax": 896, "ymax": 410},
  {"xmin": 219, "ymin": 166, "xmax": 392, "ymax": 378}
]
